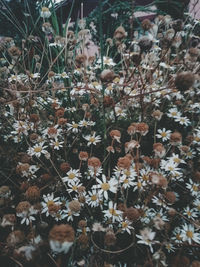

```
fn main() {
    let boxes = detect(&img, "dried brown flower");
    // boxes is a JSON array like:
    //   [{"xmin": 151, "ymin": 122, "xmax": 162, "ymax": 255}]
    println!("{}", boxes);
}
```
[
  {"xmin": 104, "ymin": 229, "xmax": 116, "ymax": 246},
  {"xmin": 49, "ymin": 224, "xmax": 75, "ymax": 243},
  {"xmin": 16, "ymin": 201, "xmax": 31, "ymax": 214},
  {"xmin": 136, "ymin": 122, "xmax": 149, "ymax": 136},
  {"xmin": 175, "ymin": 72, "xmax": 195, "ymax": 91},
  {"xmin": 29, "ymin": 113, "xmax": 39, "ymax": 122},
  {"xmin": 123, "ymin": 207, "xmax": 140, "ymax": 222},
  {"xmin": 141, "ymin": 19, "xmax": 152, "ymax": 31},
  {"xmin": 88, "ymin": 157, "xmax": 101, "ymax": 169},
  {"xmin": 55, "ymin": 107, "xmax": 65, "ymax": 117},
  {"xmin": 6, "ymin": 230, "xmax": 25, "ymax": 246},
  {"xmin": 170, "ymin": 132, "xmax": 182, "ymax": 146},
  {"xmin": 8, "ymin": 46, "xmax": 21, "ymax": 57},
  {"xmin": 60, "ymin": 162, "xmax": 71, "ymax": 172},
  {"xmin": 191, "ymin": 261, "xmax": 200, "ymax": 267},
  {"xmin": 152, "ymin": 110, "xmax": 163, "ymax": 120},
  {"xmin": 117, "ymin": 156, "xmax": 131, "ymax": 170},
  {"xmin": 164, "ymin": 191, "xmax": 176, "ymax": 203},
  {"xmin": 68, "ymin": 200, "xmax": 81, "ymax": 212},
  {"xmin": 100, "ymin": 69, "xmax": 115, "ymax": 82},
  {"xmin": 79, "ymin": 151, "xmax": 88, "ymax": 161},
  {"xmin": 25, "ymin": 186, "xmax": 40, "ymax": 202},
  {"xmin": 76, "ymin": 54, "xmax": 87, "ymax": 67},
  {"xmin": 138, "ymin": 37, "xmax": 152, "ymax": 52},
  {"xmin": 114, "ymin": 26, "xmax": 127, "ymax": 40},
  {"xmin": 103, "ymin": 96, "xmax": 114, "ymax": 107}
]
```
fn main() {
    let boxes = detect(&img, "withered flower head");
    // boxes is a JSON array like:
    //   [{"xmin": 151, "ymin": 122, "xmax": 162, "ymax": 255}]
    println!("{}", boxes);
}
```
[
  {"xmin": 29, "ymin": 113, "xmax": 39, "ymax": 122},
  {"xmin": 109, "ymin": 129, "xmax": 121, "ymax": 143},
  {"xmin": 104, "ymin": 229, "xmax": 116, "ymax": 246},
  {"xmin": 136, "ymin": 122, "xmax": 149, "ymax": 136},
  {"xmin": 78, "ymin": 220, "xmax": 87, "ymax": 228},
  {"xmin": 131, "ymin": 52, "xmax": 141, "ymax": 66},
  {"xmin": 123, "ymin": 207, "xmax": 140, "ymax": 222},
  {"xmin": 25, "ymin": 186, "xmax": 40, "ymax": 202},
  {"xmin": 88, "ymin": 157, "xmax": 101, "ymax": 169},
  {"xmin": 79, "ymin": 151, "xmax": 88, "ymax": 161},
  {"xmin": 170, "ymin": 132, "xmax": 182, "ymax": 146},
  {"xmin": 175, "ymin": 72, "xmax": 195, "ymax": 91},
  {"xmin": 6, "ymin": 230, "xmax": 25, "ymax": 246},
  {"xmin": 164, "ymin": 191, "xmax": 176, "ymax": 203},
  {"xmin": 191, "ymin": 261, "xmax": 200, "ymax": 267},
  {"xmin": 152, "ymin": 110, "xmax": 163, "ymax": 120},
  {"xmin": 68, "ymin": 200, "xmax": 81, "ymax": 212},
  {"xmin": 55, "ymin": 107, "xmax": 65, "ymax": 117},
  {"xmin": 100, "ymin": 69, "xmax": 115, "ymax": 83},
  {"xmin": 114, "ymin": 26, "xmax": 127, "ymax": 41},
  {"xmin": 153, "ymin": 143, "xmax": 166, "ymax": 158},
  {"xmin": 141, "ymin": 19, "xmax": 152, "ymax": 31},
  {"xmin": 138, "ymin": 37, "xmax": 152, "ymax": 52},
  {"xmin": 29, "ymin": 133, "xmax": 39, "ymax": 143},
  {"xmin": 103, "ymin": 96, "xmax": 114, "ymax": 107},
  {"xmin": 60, "ymin": 162, "xmax": 71, "ymax": 172},
  {"xmin": 58, "ymin": 118, "xmax": 67, "ymax": 125},
  {"xmin": 117, "ymin": 156, "xmax": 131, "ymax": 170},
  {"xmin": 75, "ymin": 54, "xmax": 87, "ymax": 67},
  {"xmin": 49, "ymin": 224, "xmax": 75, "ymax": 243},
  {"xmin": 8, "ymin": 46, "xmax": 21, "ymax": 57},
  {"xmin": 172, "ymin": 19, "xmax": 183, "ymax": 32},
  {"xmin": 16, "ymin": 201, "xmax": 31, "ymax": 214},
  {"xmin": 0, "ymin": 185, "xmax": 11, "ymax": 198},
  {"xmin": 1, "ymin": 214, "xmax": 16, "ymax": 227}
]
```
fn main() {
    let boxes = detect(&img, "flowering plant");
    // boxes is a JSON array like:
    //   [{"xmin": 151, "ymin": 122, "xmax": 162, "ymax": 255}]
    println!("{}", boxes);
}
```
[{"xmin": 0, "ymin": 1, "xmax": 200, "ymax": 266}]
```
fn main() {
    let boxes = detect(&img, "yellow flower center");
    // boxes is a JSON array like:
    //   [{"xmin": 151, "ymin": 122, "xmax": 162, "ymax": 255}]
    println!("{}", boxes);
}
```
[
  {"xmin": 124, "ymin": 179, "xmax": 129, "ymax": 184},
  {"xmin": 68, "ymin": 173, "xmax": 75, "ymax": 179},
  {"xmin": 34, "ymin": 147, "xmax": 42, "ymax": 153},
  {"xmin": 89, "ymin": 137, "xmax": 95, "ymax": 143},
  {"xmin": 142, "ymin": 175, "xmax": 149, "ymax": 181},
  {"xmin": 54, "ymin": 141, "xmax": 59, "ymax": 147},
  {"xmin": 137, "ymin": 182, "xmax": 142, "ymax": 188},
  {"xmin": 91, "ymin": 195, "xmax": 97, "ymax": 201},
  {"xmin": 122, "ymin": 222, "xmax": 128, "ymax": 228},
  {"xmin": 47, "ymin": 200, "xmax": 54, "ymax": 207},
  {"xmin": 173, "ymin": 158, "xmax": 180, "ymax": 163},
  {"xmin": 187, "ymin": 211, "xmax": 192, "ymax": 217},
  {"xmin": 176, "ymin": 234, "xmax": 182, "ymax": 240},
  {"xmin": 186, "ymin": 231, "xmax": 193, "ymax": 238},
  {"xmin": 124, "ymin": 170, "xmax": 130, "ymax": 176},
  {"xmin": 72, "ymin": 124, "xmax": 78, "ymax": 128},
  {"xmin": 101, "ymin": 183, "xmax": 110, "ymax": 191},
  {"xmin": 42, "ymin": 7, "xmax": 49, "ymax": 12},
  {"xmin": 109, "ymin": 208, "xmax": 117, "ymax": 216},
  {"xmin": 192, "ymin": 185, "xmax": 198, "ymax": 191},
  {"xmin": 171, "ymin": 112, "xmax": 177, "ymax": 116},
  {"xmin": 161, "ymin": 132, "xmax": 167, "ymax": 137},
  {"xmin": 72, "ymin": 186, "xmax": 77, "ymax": 191}
]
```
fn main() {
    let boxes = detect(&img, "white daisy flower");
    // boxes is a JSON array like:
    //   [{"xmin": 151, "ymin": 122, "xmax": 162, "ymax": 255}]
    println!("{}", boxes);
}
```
[
  {"xmin": 27, "ymin": 142, "xmax": 48, "ymax": 158},
  {"xmin": 103, "ymin": 201, "xmax": 122, "ymax": 222},
  {"xmin": 180, "ymin": 224, "xmax": 200, "ymax": 244},
  {"xmin": 93, "ymin": 175, "xmax": 118, "ymax": 200},
  {"xmin": 84, "ymin": 132, "xmax": 101, "ymax": 146},
  {"xmin": 62, "ymin": 168, "xmax": 81, "ymax": 184},
  {"xmin": 156, "ymin": 128, "xmax": 172, "ymax": 141}
]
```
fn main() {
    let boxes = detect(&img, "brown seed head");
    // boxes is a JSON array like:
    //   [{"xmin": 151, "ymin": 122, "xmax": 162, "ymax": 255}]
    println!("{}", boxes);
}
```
[
  {"xmin": 141, "ymin": 19, "xmax": 152, "ymax": 31},
  {"xmin": 68, "ymin": 200, "xmax": 81, "ymax": 212},
  {"xmin": 25, "ymin": 186, "xmax": 40, "ymax": 202},
  {"xmin": 88, "ymin": 157, "xmax": 101, "ymax": 169},
  {"xmin": 175, "ymin": 72, "xmax": 195, "ymax": 91},
  {"xmin": 100, "ymin": 69, "xmax": 115, "ymax": 82},
  {"xmin": 6, "ymin": 230, "xmax": 25, "ymax": 246},
  {"xmin": 124, "ymin": 207, "xmax": 140, "ymax": 222},
  {"xmin": 114, "ymin": 26, "xmax": 127, "ymax": 40},
  {"xmin": 104, "ymin": 230, "xmax": 116, "ymax": 246},
  {"xmin": 117, "ymin": 156, "xmax": 131, "ymax": 170},
  {"xmin": 16, "ymin": 201, "xmax": 31, "ymax": 214},
  {"xmin": 164, "ymin": 191, "xmax": 176, "ymax": 203},
  {"xmin": 60, "ymin": 162, "xmax": 71, "ymax": 173},
  {"xmin": 79, "ymin": 151, "xmax": 88, "ymax": 161},
  {"xmin": 170, "ymin": 132, "xmax": 182, "ymax": 146},
  {"xmin": 136, "ymin": 122, "xmax": 149, "ymax": 136},
  {"xmin": 49, "ymin": 224, "xmax": 75, "ymax": 243}
]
